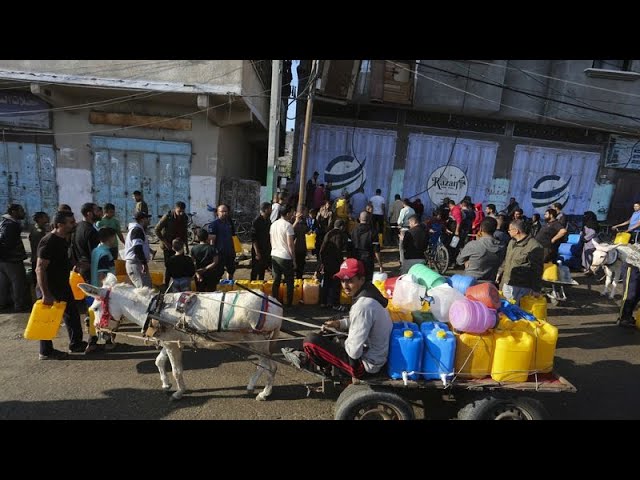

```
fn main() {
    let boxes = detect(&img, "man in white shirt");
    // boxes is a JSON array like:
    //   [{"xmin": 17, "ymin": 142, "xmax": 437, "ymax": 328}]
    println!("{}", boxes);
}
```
[
  {"xmin": 369, "ymin": 189, "xmax": 386, "ymax": 236},
  {"xmin": 270, "ymin": 205, "xmax": 296, "ymax": 307},
  {"xmin": 388, "ymin": 193, "xmax": 404, "ymax": 245},
  {"xmin": 396, "ymin": 198, "xmax": 416, "ymax": 266}
]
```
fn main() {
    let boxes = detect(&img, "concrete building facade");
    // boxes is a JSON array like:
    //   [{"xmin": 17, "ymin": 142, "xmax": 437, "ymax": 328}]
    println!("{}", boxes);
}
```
[
  {"xmin": 0, "ymin": 60, "xmax": 285, "ymax": 226},
  {"xmin": 293, "ymin": 60, "xmax": 640, "ymax": 225}
]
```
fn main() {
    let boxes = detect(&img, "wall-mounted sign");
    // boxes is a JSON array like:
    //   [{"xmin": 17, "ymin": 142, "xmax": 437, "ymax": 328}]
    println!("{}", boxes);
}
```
[
  {"xmin": 605, "ymin": 134, "xmax": 640, "ymax": 170},
  {"xmin": 0, "ymin": 91, "xmax": 51, "ymax": 129},
  {"xmin": 427, "ymin": 165, "xmax": 468, "ymax": 205}
]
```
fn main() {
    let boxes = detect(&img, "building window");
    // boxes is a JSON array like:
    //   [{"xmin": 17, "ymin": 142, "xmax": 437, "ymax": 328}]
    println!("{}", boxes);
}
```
[{"xmin": 592, "ymin": 60, "xmax": 632, "ymax": 71}]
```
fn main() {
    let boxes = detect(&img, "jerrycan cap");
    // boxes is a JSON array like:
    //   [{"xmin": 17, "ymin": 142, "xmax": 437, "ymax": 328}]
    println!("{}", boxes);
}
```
[
  {"xmin": 436, "ymin": 329, "xmax": 447, "ymax": 339},
  {"xmin": 403, "ymin": 330, "xmax": 414, "ymax": 338}
]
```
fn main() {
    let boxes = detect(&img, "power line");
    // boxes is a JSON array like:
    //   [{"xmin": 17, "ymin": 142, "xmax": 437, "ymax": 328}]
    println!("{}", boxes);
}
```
[
  {"xmin": 389, "ymin": 61, "xmax": 640, "ymax": 139},
  {"xmin": 469, "ymin": 60, "xmax": 640, "ymax": 100},
  {"xmin": 416, "ymin": 61, "xmax": 640, "ymax": 124},
  {"xmin": 10, "ymin": 78, "xmax": 295, "ymax": 137}
]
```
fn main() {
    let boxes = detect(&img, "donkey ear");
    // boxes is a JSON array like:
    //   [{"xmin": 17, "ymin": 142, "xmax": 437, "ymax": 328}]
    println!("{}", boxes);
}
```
[
  {"xmin": 78, "ymin": 283, "xmax": 107, "ymax": 298},
  {"xmin": 592, "ymin": 239, "xmax": 600, "ymax": 248}
]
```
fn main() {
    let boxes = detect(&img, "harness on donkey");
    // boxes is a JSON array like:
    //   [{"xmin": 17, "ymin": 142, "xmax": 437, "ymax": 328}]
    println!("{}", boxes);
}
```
[{"xmin": 140, "ymin": 288, "xmax": 274, "ymax": 342}]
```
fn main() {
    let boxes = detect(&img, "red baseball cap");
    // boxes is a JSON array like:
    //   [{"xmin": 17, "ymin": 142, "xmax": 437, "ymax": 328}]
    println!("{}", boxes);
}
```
[{"xmin": 334, "ymin": 258, "xmax": 365, "ymax": 280}]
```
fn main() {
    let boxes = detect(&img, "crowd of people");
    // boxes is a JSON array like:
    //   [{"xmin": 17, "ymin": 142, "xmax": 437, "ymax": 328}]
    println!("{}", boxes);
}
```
[{"xmin": 1, "ymin": 169, "xmax": 640, "ymax": 370}]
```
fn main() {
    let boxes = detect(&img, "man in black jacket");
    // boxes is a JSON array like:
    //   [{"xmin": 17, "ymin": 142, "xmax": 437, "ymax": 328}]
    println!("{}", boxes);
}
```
[
  {"xmin": 351, "ymin": 211, "xmax": 382, "ymax": 282},
  {"xmin": 0, "ymin": 204, "xmax": 30, "ymax": 312},
  {"xmin": 401, "ymin": 215, "xmax": 428, "ymax": 274},
  {"xmin": 155, "ymin": 201, "xmax": 189, "ymax": 286}
]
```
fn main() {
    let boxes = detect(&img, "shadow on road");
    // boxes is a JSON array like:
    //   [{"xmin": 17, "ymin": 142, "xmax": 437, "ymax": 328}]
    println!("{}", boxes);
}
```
[{"xmin": 0, "ymin": 387, "xmax": 206, "ymax": 420}]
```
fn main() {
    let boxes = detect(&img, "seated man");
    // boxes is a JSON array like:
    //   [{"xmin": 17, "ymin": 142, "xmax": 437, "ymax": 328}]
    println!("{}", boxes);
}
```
[
  {"xmin": 456, "ymin": 217, "xmax": 505, "ymax": 281},
  {"xmin": 282, "ymin": 258, "xmax": 392, "ymax": 379}
]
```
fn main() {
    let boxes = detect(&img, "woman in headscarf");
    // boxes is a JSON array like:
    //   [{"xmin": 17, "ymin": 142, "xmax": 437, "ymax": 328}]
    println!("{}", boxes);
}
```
[{"xmin": 581, "ymin": 211, "xmax": 600, "ymax": 273}]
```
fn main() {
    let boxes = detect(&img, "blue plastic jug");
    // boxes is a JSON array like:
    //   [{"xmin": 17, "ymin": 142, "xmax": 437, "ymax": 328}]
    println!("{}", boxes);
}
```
[
  {"xmin": 422, "ymin": 328, "xmax": 456, "ymax": 381},
  {"xmin": 420, "ymin": 321, "xmax": 449, "ymax": 336},
  {"xmin": 392, "ymin": 321, "xmax": 419, "ymax": 333},
  {"xmin": 388, "ymin": 328, "xmax": 423, "ymax": 380},
  {"xmin": 449, "ymin": 274, "xmax": 478, "ymax": 295}
]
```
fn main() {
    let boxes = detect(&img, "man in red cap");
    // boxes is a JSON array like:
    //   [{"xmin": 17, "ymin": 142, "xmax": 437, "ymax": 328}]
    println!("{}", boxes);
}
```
[{"xmin": 282, "ymin": 258, "xmax": 392, "ymax": 379}]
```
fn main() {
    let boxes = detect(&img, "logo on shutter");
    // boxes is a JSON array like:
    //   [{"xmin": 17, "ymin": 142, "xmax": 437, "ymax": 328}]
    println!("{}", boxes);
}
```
[
  {"xmin": 324, "ymin": 155, "xmax": 367, "ymax": 196},
  {"xmin": 427, "ymin": 165, "xmax": 468, "ymax": 206},
  {"xmin": 531, "ymin": 175, "xmax": 571, "ymax": 213}
]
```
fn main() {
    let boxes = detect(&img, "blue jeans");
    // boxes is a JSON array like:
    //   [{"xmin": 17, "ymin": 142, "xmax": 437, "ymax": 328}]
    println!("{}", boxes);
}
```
[{"xmin": 169, "ymin": 277, "xmax": 192, "ymax": 292}]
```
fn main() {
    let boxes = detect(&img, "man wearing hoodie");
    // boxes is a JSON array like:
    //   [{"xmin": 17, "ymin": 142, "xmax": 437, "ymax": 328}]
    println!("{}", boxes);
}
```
[
  {"xmin": 124, "ymin": 211, "xmax": 153, "ymax": 288},
  {"xmin": 456, "ymin": 217, "xmax": 505, "ymax": 281},
  {"xmin": 282, "ymin": 258, "xmax": 392, "ymax": 379}
]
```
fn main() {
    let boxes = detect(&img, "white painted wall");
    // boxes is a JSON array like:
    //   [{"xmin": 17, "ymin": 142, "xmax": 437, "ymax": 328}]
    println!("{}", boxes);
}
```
[
  {"xmin": 57, "ymin": 167, "xmax": 92, "ymax": 220},
  {"xmin": 190, "ymin": 175, "xmax": 217, "ymax": 225}
]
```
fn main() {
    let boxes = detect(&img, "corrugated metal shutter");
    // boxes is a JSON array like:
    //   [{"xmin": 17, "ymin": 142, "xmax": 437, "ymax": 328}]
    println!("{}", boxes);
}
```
[
  {"xmin": 0, "ymin": 141, "xmax": 57, "ymax": 222},
  {"xmin": 299, "ymin": 124, "xmax": 397, "ymax": 200},
  {"xmin": 91, "ymin": 136, "xmax": 191, "ymax": 224},
  {"xmin": 403, "ymin": 133, "xmax": 498, "ymax": 210},
  {"xmin": 511, "ymin": 145, "xmax": 600, "ymax": 217}
]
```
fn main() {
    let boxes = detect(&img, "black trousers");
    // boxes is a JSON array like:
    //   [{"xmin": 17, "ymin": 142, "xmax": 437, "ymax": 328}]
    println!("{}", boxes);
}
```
[
  {"xmin": 295, "ymin": 251, "xmax": 306, "ymax": 279},
  {"xmin": 272, "ymin": 256, "xmax": 294, "ymax": 306},
  {"xmin": 320, "ymin": 275, "xmax": 340, "ymax": 306},
  {"xmin": 250, "ymin": 251, "xmax": 270, "ymax": 280},
  {"xmin": 162, "ymin": 248, "xmax": 175, "ymax": 285},
  {"xmin": 39, "ymin": 296, "xmax": 84, "ymax": 355},
  {"xmin": 620, "ymin": 265, "xmax": 640, "ymax": 322}
]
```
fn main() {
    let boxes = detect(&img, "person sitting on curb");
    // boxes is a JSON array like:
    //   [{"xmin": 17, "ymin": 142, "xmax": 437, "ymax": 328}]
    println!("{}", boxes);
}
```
[{"xmin": 282, "ymin": 258, "xmax": 392, "ymax": 380}]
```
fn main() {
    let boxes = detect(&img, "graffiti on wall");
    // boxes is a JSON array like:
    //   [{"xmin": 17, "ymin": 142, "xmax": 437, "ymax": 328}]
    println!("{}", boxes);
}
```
[
  {"xmin": 487, "ymin": 178, "xmax": 510, "ymax": 212},
  {"xmin": 588, "ymin": 182, "xmax": 615, "ymax": 221}
]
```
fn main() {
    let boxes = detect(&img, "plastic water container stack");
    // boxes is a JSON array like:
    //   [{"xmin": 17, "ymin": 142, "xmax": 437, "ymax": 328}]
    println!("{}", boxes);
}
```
[{"xmin": 558, "ymin": 233, "xmax": 581, "ymax": 269}]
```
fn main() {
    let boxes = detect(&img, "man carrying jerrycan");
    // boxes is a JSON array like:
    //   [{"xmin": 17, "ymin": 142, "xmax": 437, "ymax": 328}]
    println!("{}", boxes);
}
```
[
  {"xmin": 35, "ymin": 211, "xmax": 87, "ymax": 360},
  {"xmin": 496, "ymin": 219, "xmax": 544, "ymax": 304},
  {"xmin": 282, "ymin": 258, "xmax": 392, "ymax": 380}
]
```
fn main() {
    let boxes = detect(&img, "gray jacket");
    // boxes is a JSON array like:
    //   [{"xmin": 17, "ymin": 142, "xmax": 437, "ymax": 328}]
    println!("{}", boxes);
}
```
[
  {"xmin": 456, "ymin": 235, "xmax": 505, "ymax": 280},
  {"xmin": 338, "ymin": 283, "xmax": 392, "ymax": 373}
]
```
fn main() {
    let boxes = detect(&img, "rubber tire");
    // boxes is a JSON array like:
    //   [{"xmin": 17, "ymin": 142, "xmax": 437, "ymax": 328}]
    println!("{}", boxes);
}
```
[
  {"xmin": 335, "ymin": 384, "xmax": 373, "ymax": 412},
  {"xmin": 457, "ymin": 395, "xmax": 550, "ymax": 420},
  {"xmin": 334, "ymin": 387, "xmax": 415, "ymax": 420}
]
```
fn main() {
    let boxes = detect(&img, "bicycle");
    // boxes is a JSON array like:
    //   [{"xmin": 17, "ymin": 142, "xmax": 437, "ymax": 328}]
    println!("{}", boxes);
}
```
[
  {"xmin": 185, "ymin": 212, "xmax": 216, "ymax": 245},
  {"xmin": 424, "ymin": 235, "xmax": 449, "ymax": 275},
  {"xmin": 231, "ymin": 211, "xmax": 253, "ymax": 243}
]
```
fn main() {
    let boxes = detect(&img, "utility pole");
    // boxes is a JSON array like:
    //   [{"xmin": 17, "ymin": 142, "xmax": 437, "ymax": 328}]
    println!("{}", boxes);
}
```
[
  {"xmin": 297, "ymin": 59, "xmax": 317, "ymax": 210},
  {"xmin": 266, "ymin": 59, "xmax": 282, "ymax": 204}
]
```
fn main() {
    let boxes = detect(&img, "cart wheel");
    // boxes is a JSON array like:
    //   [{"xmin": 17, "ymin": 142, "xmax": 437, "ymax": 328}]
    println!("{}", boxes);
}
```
[
  {"xmin": 334, "ymin": 386, "xmax": 415, "ymax": 420},
  {"xmin": 335, "ymin": 384, "xmax": 372, "ymax": 411},
  {"xmin": 457, "ymin": 395, "xmax": 549, "ymax": 420}
]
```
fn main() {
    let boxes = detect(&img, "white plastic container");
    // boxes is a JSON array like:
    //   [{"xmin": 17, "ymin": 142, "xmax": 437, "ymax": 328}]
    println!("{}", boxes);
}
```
[{"xmin": 427, "ymin": 283, "xmax": 465, "ymax": 323}]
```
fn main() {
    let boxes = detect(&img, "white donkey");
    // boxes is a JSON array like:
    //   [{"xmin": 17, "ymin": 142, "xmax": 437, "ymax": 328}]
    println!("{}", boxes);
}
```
[
  {"xmin": 79, "ymin": 278, "xmax": 283, "ymax": 401},
  {"xmin": 590, "ymin": 240, "xmax": 625, "ymax": 299}
]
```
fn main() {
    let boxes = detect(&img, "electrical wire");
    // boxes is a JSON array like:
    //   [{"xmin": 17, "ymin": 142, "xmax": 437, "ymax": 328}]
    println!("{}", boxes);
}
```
[
  {"xmin": 415, "ymin": 61, "xmax": 640, "ymax": 124},
  {"xmin": 469, "ymin": 60, "xmax": 640, "ymax": 99},
  {"xmin": 389, "ymin": 61, "xmax": 640, "ymax": 138},
  {"xmin": 7, "ymin": 77, "xmax": 295, "ymax": 137}
]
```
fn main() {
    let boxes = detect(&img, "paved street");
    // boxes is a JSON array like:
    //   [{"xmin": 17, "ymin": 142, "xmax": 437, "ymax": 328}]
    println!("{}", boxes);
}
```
[{"xmin": 1, "ymin": 243, "xmax": 639, "ymax": 420}]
